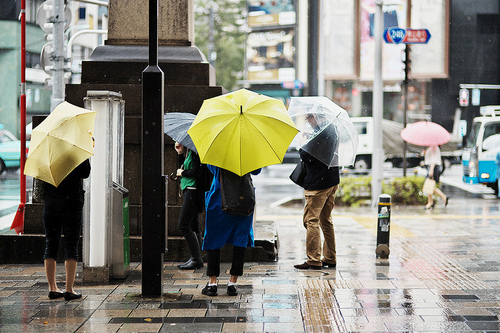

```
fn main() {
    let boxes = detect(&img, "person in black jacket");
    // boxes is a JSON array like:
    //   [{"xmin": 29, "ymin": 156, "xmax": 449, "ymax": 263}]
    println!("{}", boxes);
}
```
[
  {"xmin": 294, "ymin": 113, "xmax": 340, "ymax": 270},
  {"xmin": 43, "ymin": 159, "xmax": 90, "ymax": 300}
]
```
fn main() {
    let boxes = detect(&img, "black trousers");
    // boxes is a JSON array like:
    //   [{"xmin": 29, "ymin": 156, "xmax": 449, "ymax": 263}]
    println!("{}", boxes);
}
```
[
  {"xmin": 177, "ymin": 189, "xmax": 200, "ymax": 235},
  {"xmin": 43, "ymin": 197, "xmax": 83, "ymax": 261},
  {"xmin": 206, "ymin": 246, "xmax": 246, "ymax": 277}
]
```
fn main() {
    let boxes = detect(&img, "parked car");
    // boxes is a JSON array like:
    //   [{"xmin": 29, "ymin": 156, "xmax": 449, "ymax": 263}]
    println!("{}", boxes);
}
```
[{"xmin": 0, "ymin": 126, "xmax": 29, "ymax": 174}]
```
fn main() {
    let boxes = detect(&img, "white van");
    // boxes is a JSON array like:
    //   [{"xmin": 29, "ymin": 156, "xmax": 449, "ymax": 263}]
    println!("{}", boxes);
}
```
[
  {"xmin": 351, "ymin": 117, "xmax": 423, "ymax": 169},
  {"xmin": 462, "ymin": 105, "xmax": 500, "ymax": 195}
]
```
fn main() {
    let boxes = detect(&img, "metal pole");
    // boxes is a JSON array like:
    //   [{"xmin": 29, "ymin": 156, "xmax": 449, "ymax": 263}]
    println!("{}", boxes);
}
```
[
  {"xmin": 371, "ymin": 0, "xmax": 384, "ymax": 206},
  {"xmin": 317, "ymin": 1, "xmax": 324, "ymax": 96},
  {"xmin": 141, "ymin": 0, "xmax": 165, "ymax": 297},
  {"xmin": 402, "ymin": 44, "xmax": 409, "ymax": 176},
  {"xmin": 208, "ymin": 8, "xmax": 215, "ymax": 66},
  {"xmin": 51, "ymin": 0, "xmax": 65, "ymax": 111},
  {"xmin": 10, "ymin": 0, "xmax": 27, "ymax": 234},
  {"xmin": 307, "ymin": 1, "xmax": 319, "ymax": 96}
]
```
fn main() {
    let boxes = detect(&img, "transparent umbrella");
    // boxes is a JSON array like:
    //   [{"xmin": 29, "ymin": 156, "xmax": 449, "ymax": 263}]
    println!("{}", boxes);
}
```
[{"xmin": 287, "ymin": 96, "xmax": 358, "ymax": 167}]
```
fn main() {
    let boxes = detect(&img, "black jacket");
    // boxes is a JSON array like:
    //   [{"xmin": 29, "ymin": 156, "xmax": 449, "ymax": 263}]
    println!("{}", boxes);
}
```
[
  {"xmin": 44, "ymin": 159, "xmax": 91, "ymax": 203},
  {"xmin": 299, "ymin": 149, "xmax": 340, "ymax": 191}
]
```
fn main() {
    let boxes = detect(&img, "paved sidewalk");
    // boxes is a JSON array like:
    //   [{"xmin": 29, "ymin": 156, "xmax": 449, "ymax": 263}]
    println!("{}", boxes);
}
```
[{"xmin": 1, "ymin": 197, "xmax": 500, "ymax": 332}]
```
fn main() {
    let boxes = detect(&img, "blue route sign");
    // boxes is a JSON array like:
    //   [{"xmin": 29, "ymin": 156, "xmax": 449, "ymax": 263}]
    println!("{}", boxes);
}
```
[{"xmin": 384, "ymin": 27, "xmax": 431, "ymax": 44}]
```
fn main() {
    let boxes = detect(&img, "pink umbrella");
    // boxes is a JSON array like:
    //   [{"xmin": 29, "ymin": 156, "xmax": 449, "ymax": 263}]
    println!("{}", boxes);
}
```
[{"xmin": 400, "ymin": 121, "xmax": 451, "ymax": 146}]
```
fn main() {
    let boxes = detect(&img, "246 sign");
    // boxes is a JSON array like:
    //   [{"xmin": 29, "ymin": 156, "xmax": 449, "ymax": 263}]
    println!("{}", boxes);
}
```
[{"xmin": 384, "ymin": 27, "xmax": 431, "ymax": 44}]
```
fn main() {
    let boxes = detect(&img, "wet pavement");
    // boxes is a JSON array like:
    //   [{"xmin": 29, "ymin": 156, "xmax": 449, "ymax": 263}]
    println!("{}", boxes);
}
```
[
  {"xmin": 1, "ymin": 165, "xmax": 500, "ymax": 332},
  {"xmin": 2, "ymin": 193, "xmax": 500, "ymax": 332}
]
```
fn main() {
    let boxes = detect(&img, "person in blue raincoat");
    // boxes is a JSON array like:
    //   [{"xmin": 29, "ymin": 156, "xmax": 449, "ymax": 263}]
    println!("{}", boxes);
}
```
[{"xmin": 201, "ymin": 165, "xmax": 261, "ymax": 297}]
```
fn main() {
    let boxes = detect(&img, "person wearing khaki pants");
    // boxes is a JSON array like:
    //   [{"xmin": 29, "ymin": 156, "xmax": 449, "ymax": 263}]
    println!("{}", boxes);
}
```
[
  {"xmin": 303, "ymin": 185, "xmax": 339, "ymax": 267},
  {"xmin": 294, "ymin": 148, "xmax": 340, "ymax": 270}
]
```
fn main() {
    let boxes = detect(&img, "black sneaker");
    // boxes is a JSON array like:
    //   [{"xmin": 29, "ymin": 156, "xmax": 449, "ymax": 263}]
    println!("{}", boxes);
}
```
[
  {"xmin": 227, "ymin": 285, "xmax": 238, "ymax": 296},
  {"xmin": 294, "ymin": 262, "xmax": 321, "ymax": 270},
  {"xmin": 201, "ymin": 283, "xmax": 218, "ymax": 296}
]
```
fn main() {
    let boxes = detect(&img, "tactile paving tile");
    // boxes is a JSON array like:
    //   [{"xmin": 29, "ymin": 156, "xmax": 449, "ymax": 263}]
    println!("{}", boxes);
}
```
[{"xmin": 298, "ymin": 279, "xmax": 347, "ymax": 333}]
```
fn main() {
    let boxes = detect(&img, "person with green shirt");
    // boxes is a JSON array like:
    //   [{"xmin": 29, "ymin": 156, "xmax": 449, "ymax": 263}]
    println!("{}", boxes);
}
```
[{"xmin": 175, "ymin": 142, "xmax": 204, "ymax": 270}]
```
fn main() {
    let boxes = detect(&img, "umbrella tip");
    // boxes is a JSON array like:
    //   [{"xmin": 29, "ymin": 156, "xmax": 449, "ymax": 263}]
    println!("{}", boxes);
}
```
[{"xmin": 240, "ymin": 105, "xmax": 243, "ymax": 114}]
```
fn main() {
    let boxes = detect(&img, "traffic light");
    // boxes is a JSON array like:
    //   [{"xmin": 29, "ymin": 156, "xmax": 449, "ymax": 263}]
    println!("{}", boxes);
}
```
[
  {"xmin": 459, "ymin": 89, "xmax": 469, "ymax": 107},
  {"xmin": 403, "ymin": 45, "xmax": 411, "ymax": 82}
]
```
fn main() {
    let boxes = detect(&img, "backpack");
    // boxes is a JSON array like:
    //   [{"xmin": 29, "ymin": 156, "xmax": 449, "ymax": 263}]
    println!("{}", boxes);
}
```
[{"xmin": 219, "ymin": 168, "xmax": 255, "ymax": 216}]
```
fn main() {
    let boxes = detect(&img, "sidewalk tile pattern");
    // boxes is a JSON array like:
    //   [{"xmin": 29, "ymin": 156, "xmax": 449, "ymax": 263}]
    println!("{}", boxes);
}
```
[{"xmin": 1, "ymin": 198, "xmax": 500, "ymax": 332}]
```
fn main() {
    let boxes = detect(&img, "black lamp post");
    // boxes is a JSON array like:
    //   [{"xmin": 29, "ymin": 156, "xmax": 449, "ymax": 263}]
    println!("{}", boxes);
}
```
[{"xmin": 141, "ymin": 0, "xmax": 165, "ymax": 297}]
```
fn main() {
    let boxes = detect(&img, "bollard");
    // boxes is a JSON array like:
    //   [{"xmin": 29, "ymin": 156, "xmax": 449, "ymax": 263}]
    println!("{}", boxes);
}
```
[{"xmin": 376, "ymin": 194, "xmax": 391, "ymax": 258}]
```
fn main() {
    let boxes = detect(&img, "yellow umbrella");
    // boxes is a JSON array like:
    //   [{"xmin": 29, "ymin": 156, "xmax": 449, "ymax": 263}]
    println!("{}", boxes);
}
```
[
  {"xmin": 24, "ymin": 102, "xmax": 96, "ymax": 187},
  {"xmin": 188, "ymin": 89, "xmax": 298, "ymax": 176}
]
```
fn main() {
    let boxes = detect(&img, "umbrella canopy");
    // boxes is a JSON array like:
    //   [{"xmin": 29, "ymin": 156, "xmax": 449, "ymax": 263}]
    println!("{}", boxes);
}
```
[
  {"xmin": 163, "ymin": 112, "xmax": 197, "ymax": 153},
  {"xmin": 24, "ymin": 102, "xmax": 96, "ymax": 187},
  {"xmin": 287, "ymin": 96, "xmax": 359, "ymax": 167},
  {"xmin": 400, "ymin": 121, "xmax": 451, "ymax": 146},
  {"xmin": 188, "ymin": 89, "xmax": 298, "ymax": 176}
]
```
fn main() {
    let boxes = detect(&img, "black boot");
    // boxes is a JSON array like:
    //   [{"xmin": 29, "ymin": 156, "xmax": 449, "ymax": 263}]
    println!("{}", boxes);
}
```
[
  {"xmin": 179, "ymin": 232, "xmax": 204, "ymax": 270},
  {"xmin": 178, "ymin": 257, "xmax": 193, "ymax": 269},
  {"xmin": 197, "ymin": 232, "xmax": 204, "ymax": 250}
]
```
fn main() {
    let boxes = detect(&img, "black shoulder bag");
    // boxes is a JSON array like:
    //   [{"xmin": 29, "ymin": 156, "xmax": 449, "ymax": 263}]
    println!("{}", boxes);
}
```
[
  {"xmin": 289, "ymin": 160, "xmax": 306, "ymax": 187},
  {"xmin": 220, "ymin": 168, "xmax": 255, "ymax": 216}
]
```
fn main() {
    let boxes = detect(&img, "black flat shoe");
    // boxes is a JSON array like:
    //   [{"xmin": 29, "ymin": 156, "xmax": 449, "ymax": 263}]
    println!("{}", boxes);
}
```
[
  {"xmin": 48, "ymin": 291, "xmax": 65, "ymax": 299},
  {"xmin": 201, "ymin": 283, "xmax": 218, "ymax": 296},
  {"xmin": 445, "ymin": 196, "xmax": 449, "ymax": 207},
  {"xmin": 294, "ymin": 262, "xmax": 321, "ymax": 270},
  {"xmin": 64, "ymin": 291, "xmax": 82, "ymax": 301}
]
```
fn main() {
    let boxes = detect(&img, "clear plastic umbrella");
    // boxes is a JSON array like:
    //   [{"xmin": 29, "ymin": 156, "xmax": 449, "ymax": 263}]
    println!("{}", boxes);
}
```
[{"xmin": 287, "ymin": 96, "xmax": 358, "ymax": 167}]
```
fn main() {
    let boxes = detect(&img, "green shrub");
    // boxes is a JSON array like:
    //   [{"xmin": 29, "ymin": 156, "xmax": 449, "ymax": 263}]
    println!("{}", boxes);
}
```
[{"xmin": 336, "ymin": 175, "xmax": 429, "ymax": 206}]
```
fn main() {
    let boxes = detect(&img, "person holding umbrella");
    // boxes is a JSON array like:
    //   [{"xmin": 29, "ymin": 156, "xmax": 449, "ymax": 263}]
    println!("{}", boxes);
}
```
[
  {"xmin": 201, "ymin": 165, "xmax": 261, "ymax": 297},
  {"xmin": 187, "ymin": 89, "xmax": 298, "ymax": 295},
  {"xmin": 24, "ymin": 102, "xmax": 97, "ymax": 300},
  {"xmin": 400, "ymin": 121, "xmax": 451, "ymax": 209},
  {"xmin": 43, "ymin": 159, "xmax": 90, "ymax": 300},
  {"xmin": 293, "ymin": 113, "xmax": 340, "ymax": 270},
  {"xmin": 174, "ymin": 142, "xmax": 205, "ymax": 270},
  {"xmin": 286, "ymin": 97, "xmax": 358, "ymax": 270},
  {"xmin": 424, "ymin": 145, "xmax": 449, "ymax": 209}
]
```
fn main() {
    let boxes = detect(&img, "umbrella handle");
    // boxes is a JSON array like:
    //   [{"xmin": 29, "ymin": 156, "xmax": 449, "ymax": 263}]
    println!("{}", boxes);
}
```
[{"xmin": 169, "ymin": 173, "xmax": 178, "ymax": 181}]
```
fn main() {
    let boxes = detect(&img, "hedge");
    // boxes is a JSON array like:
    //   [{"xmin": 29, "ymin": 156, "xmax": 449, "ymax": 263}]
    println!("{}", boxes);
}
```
[{"xmin": 336, "ymin": 175, "xmax": 429, "ymax": 207}]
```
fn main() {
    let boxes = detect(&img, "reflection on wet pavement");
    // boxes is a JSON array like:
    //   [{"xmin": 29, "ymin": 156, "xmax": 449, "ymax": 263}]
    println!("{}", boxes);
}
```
[{"xmin": 2, "ymin": 164, "xmax": 500, "ymax": 331}]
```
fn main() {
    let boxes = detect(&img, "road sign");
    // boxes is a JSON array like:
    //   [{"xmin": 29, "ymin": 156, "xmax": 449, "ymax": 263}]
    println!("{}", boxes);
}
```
[{"xmin": 384, "ymin": 28, "xmax": 431, "ymax": 44}]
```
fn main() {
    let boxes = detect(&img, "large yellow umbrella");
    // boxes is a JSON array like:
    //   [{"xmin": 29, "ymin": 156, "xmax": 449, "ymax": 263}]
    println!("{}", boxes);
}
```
[
  {"xmin": 188, "ymin": 89, "xmax": 298, "ymax": 176},
  {"xmin": 24, "ymin": 102, "xmax": 96, "ymax": 187}
]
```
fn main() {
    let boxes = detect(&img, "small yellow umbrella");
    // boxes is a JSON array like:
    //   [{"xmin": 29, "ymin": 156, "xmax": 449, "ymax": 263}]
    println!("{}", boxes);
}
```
[
  {"xmin": 24, "ymin": 102, "xmax": 96, "ymax": 187},
  {"xmin": 188, "ymin": 89, "xmax": 298, "ymax": 176}
]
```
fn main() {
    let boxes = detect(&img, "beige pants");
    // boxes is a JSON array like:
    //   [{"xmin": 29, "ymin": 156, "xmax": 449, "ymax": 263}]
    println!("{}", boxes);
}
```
[{"xmin": 303, "ymin": 185, "xmax": 338, "ymax": 267}]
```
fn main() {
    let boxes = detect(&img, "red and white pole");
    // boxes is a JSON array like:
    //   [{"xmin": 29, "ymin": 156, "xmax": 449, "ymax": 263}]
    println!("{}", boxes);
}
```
[{"xmin": 11, "ymin": 0, "xmax": 27, "ymax": 234}]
